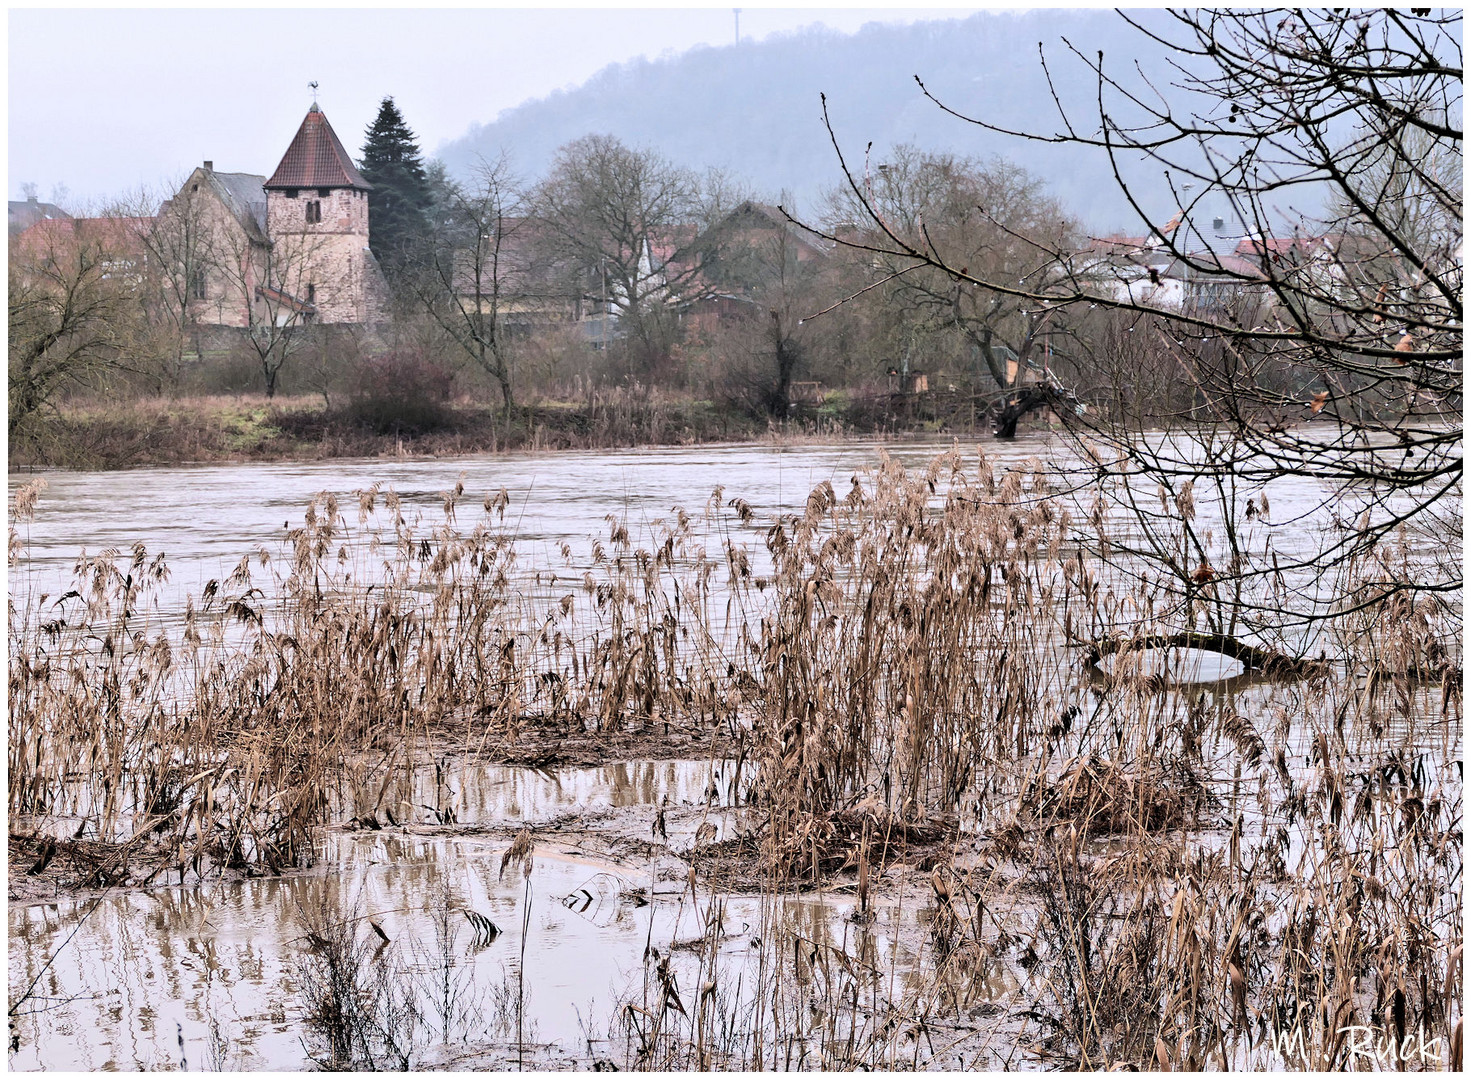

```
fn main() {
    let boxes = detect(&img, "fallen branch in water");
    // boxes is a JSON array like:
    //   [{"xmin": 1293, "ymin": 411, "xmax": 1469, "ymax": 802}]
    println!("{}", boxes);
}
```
[{"xmin": 1082, "ymin": 632, "xmax": 1324, "ymax": 678}]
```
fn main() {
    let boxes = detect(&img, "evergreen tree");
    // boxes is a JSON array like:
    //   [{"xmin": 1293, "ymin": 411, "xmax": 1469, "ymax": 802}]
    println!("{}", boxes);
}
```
[{"xmin": 359, "ymin": 97, "xmax": 431, "ymax": 274}]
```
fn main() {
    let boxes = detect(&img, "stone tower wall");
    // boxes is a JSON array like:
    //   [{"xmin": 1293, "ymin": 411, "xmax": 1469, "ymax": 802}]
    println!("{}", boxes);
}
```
[{"xmin": 265, "ymin": 187, "xmax": 371, "ymax": 323}]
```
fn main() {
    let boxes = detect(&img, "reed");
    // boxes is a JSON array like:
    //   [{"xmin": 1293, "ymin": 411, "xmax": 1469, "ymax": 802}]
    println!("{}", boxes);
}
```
[{"xmin": 7, "ymin": 441, "xmax": 1460, "ymax": 1069}]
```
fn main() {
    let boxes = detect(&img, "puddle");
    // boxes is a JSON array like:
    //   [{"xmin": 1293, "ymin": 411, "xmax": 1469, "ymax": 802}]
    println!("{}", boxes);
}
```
[{"xmin": 404, "ymin": 758, "xmax": 742, "ymax": 830}]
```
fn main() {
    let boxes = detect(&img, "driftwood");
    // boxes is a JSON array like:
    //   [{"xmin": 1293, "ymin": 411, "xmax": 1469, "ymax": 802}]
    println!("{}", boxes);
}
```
[{"xmin": 1084, "ymin": 632, "xmax": 1322, "ymax": 678}]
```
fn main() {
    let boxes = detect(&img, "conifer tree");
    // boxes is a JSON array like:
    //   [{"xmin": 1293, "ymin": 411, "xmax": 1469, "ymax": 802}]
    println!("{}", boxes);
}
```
[{"xmin": 359, "ymin": 97, "xmax": 431, "ymax": 273}]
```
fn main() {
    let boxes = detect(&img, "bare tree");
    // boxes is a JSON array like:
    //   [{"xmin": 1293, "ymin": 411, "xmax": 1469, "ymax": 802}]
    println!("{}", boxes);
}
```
[
  {"xmin": 115, "ymin": 180, "xmax": 213, "ymax": 389},
  {"xmin": 796, "ymin": 8, "xmax": 1462, "ymax": 642},
  {"xmin": 8, "ymin": 227, "xmax": 137, "ymax": 435},
  {"xmin": 209, "ymin": 218, "xmax": 336, "ymax": 399},
  {"xmin": 406, "ymin": 156, "xmax": 525, "ymax": 413},
  {"xmin": 823, "ymin": 147, "xmax": 1080, "ymax": 393},
  {"xmin": 532, "ymin": 135, "xmax": 735, "ymax": 375},
  {"xmin": 702, "ymin": 200, "xmax": 830, "ymax": 416}
]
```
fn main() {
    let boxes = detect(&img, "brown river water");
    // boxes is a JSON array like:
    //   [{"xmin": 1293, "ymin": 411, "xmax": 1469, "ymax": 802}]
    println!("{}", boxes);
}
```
[{"xmin": 7, "ymin": 436, "xmax": 1457, "ymax": 1070}]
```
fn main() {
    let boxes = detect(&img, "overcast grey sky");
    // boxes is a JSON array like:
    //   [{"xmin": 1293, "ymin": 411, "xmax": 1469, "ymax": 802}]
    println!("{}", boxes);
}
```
[{"xmin": 9, "ymin": 5, "xmax": 987, "ymax": 207}]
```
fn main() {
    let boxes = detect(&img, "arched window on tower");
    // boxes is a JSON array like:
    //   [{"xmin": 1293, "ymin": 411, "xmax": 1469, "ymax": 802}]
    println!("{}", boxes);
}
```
[{"xmin": 306, "ymin": 200, "xmax": 322, "ymax": 224}]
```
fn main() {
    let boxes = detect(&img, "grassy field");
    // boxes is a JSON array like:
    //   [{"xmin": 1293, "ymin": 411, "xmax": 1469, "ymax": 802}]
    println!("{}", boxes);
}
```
[{"xmin": 7, "ymin": 389, "xmax": 876, "ymax": 470}]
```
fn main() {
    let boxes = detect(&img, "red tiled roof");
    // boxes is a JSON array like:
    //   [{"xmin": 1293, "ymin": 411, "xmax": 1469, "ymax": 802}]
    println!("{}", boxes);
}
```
[
  {"xmin": 15, "ymin": 216, "xmax": 153, "ymax": 259},
  {"xmin": 1234, "ymin": 235, "xmax": 1328, "ymax": 259},
  {"xmin": 1195, "ymin": 252, "xmax": 1269, "ymax": 279},
  {"xmin": 264, "ymin": 106, "xmax": 370, "ymax": 191}
]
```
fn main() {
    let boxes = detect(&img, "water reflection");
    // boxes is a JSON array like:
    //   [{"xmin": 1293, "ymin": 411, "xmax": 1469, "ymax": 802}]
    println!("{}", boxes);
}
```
[{"xmin": 8, "ymin": 762, "xmax": 940, "ymax": 1072}]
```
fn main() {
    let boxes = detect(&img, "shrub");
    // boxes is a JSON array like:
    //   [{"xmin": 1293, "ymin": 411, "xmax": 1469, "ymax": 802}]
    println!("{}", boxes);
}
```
[{"xmin": 345, "ymin": 350, "xmax": 455, "ymax": 434}]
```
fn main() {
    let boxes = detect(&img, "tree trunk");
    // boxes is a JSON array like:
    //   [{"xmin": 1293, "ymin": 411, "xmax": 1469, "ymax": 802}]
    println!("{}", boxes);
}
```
[
  {"xmin": 769, "ymin": 313, "xmax": 797, "ymax": 417},
  {"xmin": 497, "ymin": 369, "xmax": 515, "ymax": 416},
  {"xmin": 975, "ymin": 326, "xmax": 1009, "ymax": 390}
]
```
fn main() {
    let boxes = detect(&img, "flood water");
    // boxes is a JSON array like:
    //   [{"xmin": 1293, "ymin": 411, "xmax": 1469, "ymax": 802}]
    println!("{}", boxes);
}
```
[
  {"xmin": 9, "ymin": 758, "xmax": 954, "ymax": 1071},
  {"xmin": 10, "ymin": 439, "xmax": 965, "ymax": 602},
  {"xmin": 8, "ymin": 432, "xmax": 1370, "ymax": 609},
  {"xmin": 8, "ymin": 436, "xmax": 1458, "ymax": 1070}
]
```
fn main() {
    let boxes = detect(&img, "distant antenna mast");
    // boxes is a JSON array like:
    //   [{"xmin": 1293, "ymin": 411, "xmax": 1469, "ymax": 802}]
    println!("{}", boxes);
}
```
[
  {"xmin": 309, "ymin": 80, "xmax": 319, "ymax": 107},
  {"xmin": 733, "ymin": 8, "xmax": 741, "ymax": 45}
]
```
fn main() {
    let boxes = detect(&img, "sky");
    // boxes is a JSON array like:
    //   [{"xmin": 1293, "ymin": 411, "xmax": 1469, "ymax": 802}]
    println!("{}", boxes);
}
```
[{"xmin": 8, "ymin": 3, "xmax": 993, "ymax": 208}]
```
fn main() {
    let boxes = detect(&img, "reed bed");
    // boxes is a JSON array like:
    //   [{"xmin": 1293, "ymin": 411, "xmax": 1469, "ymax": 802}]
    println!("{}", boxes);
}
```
[{"xmin": 7, "ymin": 444, "xmax": 1461, "ymax": 1069}]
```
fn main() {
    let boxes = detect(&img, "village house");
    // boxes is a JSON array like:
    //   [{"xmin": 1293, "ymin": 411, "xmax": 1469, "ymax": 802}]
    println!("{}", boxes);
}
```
[
  {"xmin": 9, "ymin": 194, "xmax": 72, "ymax": 236},
  {"xmin": 156, "ymin": 104, "xmax": 390, "ymax": 329},
  {"xmin": 15, "ymin": 104, "xmax": 391, "ymax": 336},
  {"xmin": 453, "ymin": 201, "xmax": 839, "ymax": 346},
  {"xmin": 678, "ymin": 201, "xmax": 835, "ymax": 336},
  {"xmin": 1077, "ymin": 204, "xmax": 1271, "ymax": 320},
  {"xmin": 12, "ymin": 212, "xmax": 155, "ymax": 290}
]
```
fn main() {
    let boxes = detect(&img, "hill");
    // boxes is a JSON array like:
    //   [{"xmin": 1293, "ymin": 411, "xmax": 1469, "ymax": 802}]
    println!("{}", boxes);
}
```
[{"xmin": 435, "ymin": 10, "xmax": 1196, "ymax": 232}]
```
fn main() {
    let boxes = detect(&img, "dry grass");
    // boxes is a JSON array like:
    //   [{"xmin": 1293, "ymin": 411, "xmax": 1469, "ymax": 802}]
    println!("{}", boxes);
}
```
[
  {"xmin": 7, "ymin": 388, "xmax": 779, "ymax": 469},
  {"xmin": 7, "ymin": 442, "xmax": 1461, "ymax": 1069}
]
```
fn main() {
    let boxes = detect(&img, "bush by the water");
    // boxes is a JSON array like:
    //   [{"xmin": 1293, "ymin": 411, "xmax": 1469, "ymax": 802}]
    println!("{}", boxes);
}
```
[{"xmin": 346, "ymin": 351, "xmax": 455, "ymax": 434}]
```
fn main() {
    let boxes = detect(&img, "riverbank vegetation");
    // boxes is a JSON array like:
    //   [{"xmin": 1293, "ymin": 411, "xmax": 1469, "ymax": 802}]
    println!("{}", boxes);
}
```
[
  {"xmin": 9, "ymin": 435, "xmax": 1461, "ymax": 1066},
  {"xmin": 14, "ymin": 11, "xmax": 1459, "ymax": 478},
  {"xmin": 9, "ymin": 8, "xmax": 1461, "ymax": 1071},
  {"xmin": 6, "ymin": 387, "xmax": 774, "ymax": 470}
]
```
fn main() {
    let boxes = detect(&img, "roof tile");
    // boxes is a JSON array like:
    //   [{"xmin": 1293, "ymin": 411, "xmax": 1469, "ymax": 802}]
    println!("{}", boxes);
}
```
[{"xmin": 264, "ymin": 106, "xmax": 370, "ymax": 191}]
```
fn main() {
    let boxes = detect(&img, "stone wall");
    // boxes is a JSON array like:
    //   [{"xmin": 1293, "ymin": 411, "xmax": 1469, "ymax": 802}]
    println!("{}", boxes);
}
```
[
  {"xmin": 160, "ymin": 168, "xmax": 261, "ymax": 329},
  {"xmin": 266, "ymin": 188, "xmax": 372, "ymax": 323}
]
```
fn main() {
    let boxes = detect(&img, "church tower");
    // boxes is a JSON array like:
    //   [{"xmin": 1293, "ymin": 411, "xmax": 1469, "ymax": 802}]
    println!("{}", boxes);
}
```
[{"xmin": 263, "ymin": 104, "xmax": 385, "ymax": 323}]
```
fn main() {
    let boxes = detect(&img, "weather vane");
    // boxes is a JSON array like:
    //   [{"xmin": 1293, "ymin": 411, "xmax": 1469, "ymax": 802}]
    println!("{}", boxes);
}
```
[{"xmin": 309, "ymin": 80, "xmax": 319, "ymax": 106}]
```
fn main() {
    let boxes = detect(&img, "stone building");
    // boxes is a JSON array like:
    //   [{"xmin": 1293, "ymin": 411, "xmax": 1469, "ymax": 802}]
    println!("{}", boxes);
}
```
[
  {"xmin": 262, "ymin": 104, "xmax": 389, "ymax": 324},
  {"xmin": 156, "ymin": 164, "xmax": 270, "ymax": 329},
  {"xmin": 155, "ymin": 104, "xmax": 389, "ymax": 329}
]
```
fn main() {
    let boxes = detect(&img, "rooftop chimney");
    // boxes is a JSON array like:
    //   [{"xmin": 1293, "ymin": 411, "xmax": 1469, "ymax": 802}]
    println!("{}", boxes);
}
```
[{"xmin": 203, "ymin": 160, "xmax": 213, "ymax": 171}]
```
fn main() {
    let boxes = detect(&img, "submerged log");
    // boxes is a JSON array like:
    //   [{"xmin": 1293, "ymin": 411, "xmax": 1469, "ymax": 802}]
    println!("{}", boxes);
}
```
[{"xmin": 1084, "ymin": 631, "xmax": 1322, "ymax": 678}]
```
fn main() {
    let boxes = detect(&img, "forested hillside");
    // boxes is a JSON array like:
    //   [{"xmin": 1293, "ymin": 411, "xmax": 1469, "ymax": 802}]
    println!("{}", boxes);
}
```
[{"xmin": 436, "ymin": 9, "xmax": 1191, "ymax": 230}]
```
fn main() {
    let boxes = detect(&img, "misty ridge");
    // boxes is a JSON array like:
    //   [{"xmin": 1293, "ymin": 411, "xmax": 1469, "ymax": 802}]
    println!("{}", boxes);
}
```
[{"xmin": 436, "ymin": 9, "xmax": 1226, "ymax": 232}]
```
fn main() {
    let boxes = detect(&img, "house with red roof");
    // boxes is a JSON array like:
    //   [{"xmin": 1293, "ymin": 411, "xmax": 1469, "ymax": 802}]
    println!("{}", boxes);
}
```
[
  {"xmin": 13, "ymin": 214, "xmax": 153, "ymax": 279},
  {"xmin": 150, "ymin": 103, "xmax": 390, "ymax": 329}
]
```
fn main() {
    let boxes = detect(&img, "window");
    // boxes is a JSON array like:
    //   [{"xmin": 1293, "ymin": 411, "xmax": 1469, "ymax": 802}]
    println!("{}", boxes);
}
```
[
  {"xmin": 318, "ymin": 188, "xmax": 331, "ymax": 198},
  {"xmin": 305, "ymin": 283, "xmax": 316, "ymax": 305},
  {"xmin": 285, "ymin": 189, "xmax": 298, "ymax": 199},
  {"xmin": 306, "ymin": 200, "xmax": 322, "ymax": 224},
  {"xmin": 191, "ymin": 268, "xmax": 207, "ymax": 300}
]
